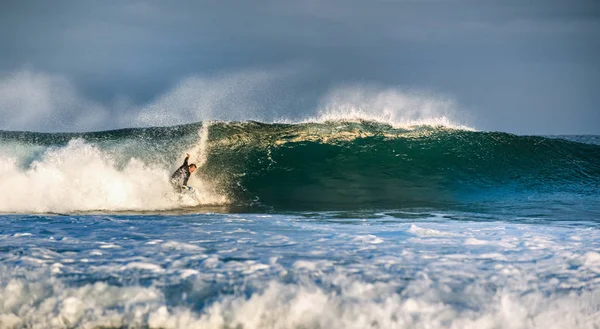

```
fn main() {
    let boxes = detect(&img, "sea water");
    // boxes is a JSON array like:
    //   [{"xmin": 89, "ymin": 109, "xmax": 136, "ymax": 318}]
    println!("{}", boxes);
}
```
[{"xmin": 0, "ymin": 122, "xmax": 599, "ymax": 328}]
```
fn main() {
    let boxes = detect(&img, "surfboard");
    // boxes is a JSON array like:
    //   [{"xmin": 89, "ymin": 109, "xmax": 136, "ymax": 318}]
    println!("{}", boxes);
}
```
[{"xmin": 181, "ymin": 186, "xmax": 200, "ymax": 201}]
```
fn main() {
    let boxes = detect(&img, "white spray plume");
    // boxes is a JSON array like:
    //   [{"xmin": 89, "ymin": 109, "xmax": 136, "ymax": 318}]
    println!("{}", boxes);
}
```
[
  {"xmin": 131, "ymin": 68, "xmax": 296, "ymax": 127},
  {"xmin": 0, "ymin": 139, "xmax": 227, "ymax": 213},
  {"xmin": 312, "ymin": 85, "xmax": 473, "ymax": 130},
  {"xmin": 0, "ymin": 69, "xmax": 110, "ymax": 132},
  {"xmin": 0, "ymin": 68, "xmax": 472, "ymax": 132},
  {"xmin": 0, "ymin": 67, "xmax": 298, "ymax": 131}
]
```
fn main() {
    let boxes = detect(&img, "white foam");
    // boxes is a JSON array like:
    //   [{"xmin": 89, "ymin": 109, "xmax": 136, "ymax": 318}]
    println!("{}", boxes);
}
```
[
  {"xmin": 0, "ymin": 139, "xmax": 227, "ymax": 213},
  {"xmin": 408, "ymin": 224, "xmax": 460, "ymax": 237},
  {"xmin": 179, "ymin": 269, "xmax": 200, "ymax": 279},
  {"xmin": 464, "ymin": 237, "xmax": 516, "ymax": 249},
  {"xmin": 161, "ymin": 241, "xmax": 204, "ymax": 251},
  {"xmin": 98, "ymin": 244, "xmax": 121, "ymax": 249},
  {"xmin": 292, "ymin": 260, "xmax": 333, "ymax": 272},
  {"xmin": 464, "ymin": 237, "xmax": 487, "ymax": 245},
  {"xmin": 119, "ymin": 262, "xmax": 164, "ymax": 273},
  {"xmin": 241, "ymin": 262, "xmax": 271, "ymax": 275},
  {"xmin": 352, "ymin": 234, "xmax": 384, "ymax": 244},
  {"xmin": 0, "ymin": 275, "xmax": 597, "ymax": 329},
  {"xmin": 12, "ymin": 233, "xmax": 32, "ymax": 237},
  {"xmin": 581, "ymin": 251, "xmax": 600, "ymax": 273},
  {"xmin": 202, "ymin": 256, "xmax": 220, "ymax": 269},
  {"xmin": 477, "ymin": 253, "xmax": 508, "ymax": 261},
  {"xmin": 257, "ymin": 235, "xmax": 296, "ymax": 247}
]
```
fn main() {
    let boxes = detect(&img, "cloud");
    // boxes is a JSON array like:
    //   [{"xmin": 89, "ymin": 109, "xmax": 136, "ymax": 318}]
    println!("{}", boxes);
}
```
[{"xmin": 1, "ymin": 1, "xmax": 599, "ymax": 133}]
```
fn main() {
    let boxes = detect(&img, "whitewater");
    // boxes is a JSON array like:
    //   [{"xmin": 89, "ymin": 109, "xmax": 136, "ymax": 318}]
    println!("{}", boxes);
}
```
[{"xmin": 1, "ymin": 114, "xmax": 599, "ymax": 328}]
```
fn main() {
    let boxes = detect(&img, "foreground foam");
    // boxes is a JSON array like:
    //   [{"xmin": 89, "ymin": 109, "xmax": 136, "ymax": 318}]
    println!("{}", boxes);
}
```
[
  {"xmin": 0, "ymin": 212, "xmax": 598, "ymax": 328},
  {"xmin": 0, "ymin": 273, "xmax": 597, "ymax": 329}
]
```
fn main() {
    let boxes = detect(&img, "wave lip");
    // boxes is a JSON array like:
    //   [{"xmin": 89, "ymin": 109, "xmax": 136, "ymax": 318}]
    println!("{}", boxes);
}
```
[{"xmin": 307, "ymin": 85, "xmax": 473, "ymax": 131}]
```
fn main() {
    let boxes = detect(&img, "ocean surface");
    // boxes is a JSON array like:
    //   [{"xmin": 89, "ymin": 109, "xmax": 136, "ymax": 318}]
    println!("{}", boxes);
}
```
[{"xmin": 0, "ymin": 121, "xmax": 599, "ymax": 328}]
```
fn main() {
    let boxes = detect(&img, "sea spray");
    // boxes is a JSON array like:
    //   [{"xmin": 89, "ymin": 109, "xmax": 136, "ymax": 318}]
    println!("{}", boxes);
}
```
[
  {"xmin": 310, "ymin": 85, "xmax": 471, "ymax": 130},
  {"xmin": 185, "ymin": 121, "xmax": 229, "ymax": 206},
  {"xmin": 0, "ymin": 139, "xmax": 177, "ymax": 212},
  {"xmin": 0, "ymin": 123, "xmax": 228, "ymax": 213},
  {"xmin": 192, "ymin": 121, "xmax": 211, "ymax": 168}
]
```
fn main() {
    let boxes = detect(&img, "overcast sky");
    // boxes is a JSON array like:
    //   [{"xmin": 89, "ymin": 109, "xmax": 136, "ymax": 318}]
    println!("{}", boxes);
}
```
[{"xmin": 1, "ymin": 0, "xmax": 599, "ymax": 134}]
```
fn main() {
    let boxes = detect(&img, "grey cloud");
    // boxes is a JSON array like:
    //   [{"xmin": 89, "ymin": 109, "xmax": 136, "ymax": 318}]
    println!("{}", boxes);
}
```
[{"xmin": 1, "ymin": 0, "xmax": 599, "ymax": 134}]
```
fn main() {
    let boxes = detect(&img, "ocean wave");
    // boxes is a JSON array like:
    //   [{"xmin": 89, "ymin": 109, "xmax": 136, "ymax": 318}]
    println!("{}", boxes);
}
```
[{"xmin": 0, "ymin": 121, "xmax": 598, "ymax": 213}]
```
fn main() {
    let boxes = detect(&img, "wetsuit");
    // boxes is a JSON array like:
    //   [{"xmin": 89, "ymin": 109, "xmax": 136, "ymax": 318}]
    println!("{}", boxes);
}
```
[{"xmin": 170, "ymin": 156, "xmax": 191, "ymax": 189}]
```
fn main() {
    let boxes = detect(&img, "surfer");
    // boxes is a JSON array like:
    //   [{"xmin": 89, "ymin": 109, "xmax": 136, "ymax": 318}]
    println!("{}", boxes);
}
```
[{"xmin": 170, "ymin": 153, "xmax": 197, "ymax": 191}]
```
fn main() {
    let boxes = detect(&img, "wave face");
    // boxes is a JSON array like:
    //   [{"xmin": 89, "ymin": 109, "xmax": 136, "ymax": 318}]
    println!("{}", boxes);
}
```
[{"xmin": 1, "ymin": 121, "xmax": 599, "ymax": 212}]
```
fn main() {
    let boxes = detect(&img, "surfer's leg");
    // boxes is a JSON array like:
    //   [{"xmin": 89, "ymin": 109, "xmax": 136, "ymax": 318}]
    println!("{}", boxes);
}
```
[{"xmin": 170, "ymin": 181, "xmax": 182, "ymax": 193}]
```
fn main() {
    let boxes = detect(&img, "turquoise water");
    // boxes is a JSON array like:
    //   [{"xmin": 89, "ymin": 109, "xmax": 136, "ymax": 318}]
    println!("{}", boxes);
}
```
[{"xmin": 0, "ymin": 122, "xmax": 599, "ymax": 328}]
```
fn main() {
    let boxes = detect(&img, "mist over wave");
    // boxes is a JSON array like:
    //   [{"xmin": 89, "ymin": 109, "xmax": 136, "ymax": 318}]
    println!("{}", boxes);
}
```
[
  {"xmin": 311, "ymin": 85, "xmax": 471, "ymax": 130},
  {"xmin": 0, "ymin": 68, "xmax": 468, "ymax": 132}
]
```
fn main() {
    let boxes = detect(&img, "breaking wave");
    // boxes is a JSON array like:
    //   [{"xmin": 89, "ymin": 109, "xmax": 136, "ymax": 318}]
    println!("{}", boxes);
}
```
[{"xmin": 0, "ymin": 121, "xmax": 598, "ymax": 213}]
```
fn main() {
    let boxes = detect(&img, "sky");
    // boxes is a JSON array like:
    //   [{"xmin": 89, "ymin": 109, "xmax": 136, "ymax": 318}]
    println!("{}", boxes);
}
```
[{"xmin": 0, "ymin": 0, "xmax": 599, "ymax": 134}]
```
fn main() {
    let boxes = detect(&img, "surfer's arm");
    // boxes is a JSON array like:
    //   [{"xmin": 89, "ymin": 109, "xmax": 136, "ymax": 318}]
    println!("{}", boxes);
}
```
[
  {"xmin": 177, "ymin": 153, "xmax": 190, "ymax": 170},
  {"xmin": 183, "ymin": 154, "xmax": 191, "ymax": 186}
]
